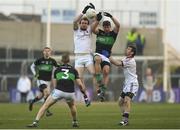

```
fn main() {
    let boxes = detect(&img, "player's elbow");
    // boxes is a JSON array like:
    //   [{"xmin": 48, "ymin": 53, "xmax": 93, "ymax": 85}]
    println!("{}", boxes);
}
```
[{"xmin": 116, "ymin": 23, "xmax": 120, "ymax": 31}]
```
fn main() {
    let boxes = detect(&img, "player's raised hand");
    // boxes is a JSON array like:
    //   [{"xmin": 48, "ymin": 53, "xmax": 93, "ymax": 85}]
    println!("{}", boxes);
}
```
[
  {"xmin": 82, "ymin": 5, "xmax": 91, "ymax": 14},
  {"xmin": 82, "ymin": 6, "xmax": 89, "ymax": 14},
  {"xmin": 82, "ymin": 3, "xmax": 95, "ymax": 14},
  {"xmin": 103, "ymin": 12, "xmax": 112, "ymax": 18},
  {"xmin": 96, "ymin": 12, "xmax": 102, "ymax": 21},
  {"xmin": 89, "ymin": 3, "xmax": 95, "ymax": 9}
]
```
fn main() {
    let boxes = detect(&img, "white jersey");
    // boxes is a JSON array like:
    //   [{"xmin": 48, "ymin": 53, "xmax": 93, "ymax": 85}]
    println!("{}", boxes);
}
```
[
  {"xmin": 74, "ymin": 26, "xmax": 92, "ymax": 53},
  {"xmin": 122, "ymin": 57, "xmax": 138, "ymax": 85}
]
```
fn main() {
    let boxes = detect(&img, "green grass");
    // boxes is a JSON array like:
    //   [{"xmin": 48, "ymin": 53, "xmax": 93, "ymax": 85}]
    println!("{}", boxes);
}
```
[{"xmin": 0, "ymin": 102, "xmax": 180, "ymax": 129}]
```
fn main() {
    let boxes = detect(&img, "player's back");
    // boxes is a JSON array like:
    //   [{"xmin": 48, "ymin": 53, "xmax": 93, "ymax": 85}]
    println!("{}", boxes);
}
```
[{"xmin": 54, "ymin": 64, "xmax": 79, "ymax": 93}]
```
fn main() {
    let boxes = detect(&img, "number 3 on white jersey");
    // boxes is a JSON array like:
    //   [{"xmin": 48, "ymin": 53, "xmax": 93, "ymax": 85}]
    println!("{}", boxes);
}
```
[{"xmin": 62, "ymin": 69, "xmax": 69, "ymax": 79}]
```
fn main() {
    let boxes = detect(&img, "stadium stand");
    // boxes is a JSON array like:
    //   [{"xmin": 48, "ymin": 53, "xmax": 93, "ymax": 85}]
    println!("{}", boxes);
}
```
[
  {"xmin": 0, "ymin": 13, "xmax": 13, "ymax": 21},
  {"xmin": 0, "ymin": 48, "xmax": 6, "ymax": 58},
  {"xmin": 11, "ymin": 48, "xmax": 28, "ymax": 59},
  {"xmin": 0, "ymin": 12, "xmax": 41, "ymax": 22},
  {"xmin": 9, "ymin": 13, "xmax": 41, "ymax": 22}
]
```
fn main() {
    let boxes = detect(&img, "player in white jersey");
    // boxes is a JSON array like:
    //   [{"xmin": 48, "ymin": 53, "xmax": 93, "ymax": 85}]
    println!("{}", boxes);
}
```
[
  {"xmin": 110, "ymin": 44, "xmax": 139, "ymax": 126},
  {"xmin": 73, "ymin": 3, "xmax": 99, "ymax": 95}
]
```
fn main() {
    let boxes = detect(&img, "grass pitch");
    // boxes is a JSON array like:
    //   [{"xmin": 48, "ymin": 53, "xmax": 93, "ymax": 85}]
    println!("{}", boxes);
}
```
[{"xmin": 0, "ymin": 102, "xmax": 179, "ymax": 129}]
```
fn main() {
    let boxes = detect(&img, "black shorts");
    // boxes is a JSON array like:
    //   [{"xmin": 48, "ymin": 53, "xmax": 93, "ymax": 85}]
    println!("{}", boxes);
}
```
[
  {"xmin": 94, "ymin": 53, "xmax": 111, "ymax": 69},
  {"xmin": 101, "ymin": 61, "xmax": 111, "ymax": 69},
  {"xmin": 120, "ymin": 92, "xmax": 134, "ymax": 99}
]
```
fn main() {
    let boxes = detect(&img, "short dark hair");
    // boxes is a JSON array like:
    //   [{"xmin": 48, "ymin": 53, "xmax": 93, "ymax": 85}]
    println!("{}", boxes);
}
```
[
  {"xmin": 61, "ymin": 52, "xmax": 70, "ymax": 64},
  {"xmin": 79, "ymin": 17, "xmax": 89, "ymax": 25},
  {"xmin": 128, "ymin": 44, "xmax": 136, "ymax": 57},
  {"xmin": 103, "ymin": 20, "xmax": 111, "ymax": 27},
  {"xmin": 43, "ymin": 46, "xmax": 51, "ymax": 50}
]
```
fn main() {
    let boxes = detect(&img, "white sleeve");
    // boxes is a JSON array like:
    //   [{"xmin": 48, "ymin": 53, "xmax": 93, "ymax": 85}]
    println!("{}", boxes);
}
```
[{"xmin": 30, "ymin": 63, "xmax": 36, "ymax": 75}]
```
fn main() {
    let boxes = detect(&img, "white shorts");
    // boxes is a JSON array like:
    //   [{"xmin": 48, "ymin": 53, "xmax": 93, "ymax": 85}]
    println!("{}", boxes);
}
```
[
  {"xmin": 75, "ymin": 53, "xmax": 94, "ymax": 68},
  {"xmin": 123, "ymin": 82, "xmax": 139, "ymax": 96},
  {"xmin": 37, "ymin": 80, "xmax": 51, "ymax": 87},
  {"xmin": 94, "ymin": 53, "xmax": 110, "ymax": 63},
  {"xmin": 51, "ymin": 89, "xmax": 75, "ymax": 102}
]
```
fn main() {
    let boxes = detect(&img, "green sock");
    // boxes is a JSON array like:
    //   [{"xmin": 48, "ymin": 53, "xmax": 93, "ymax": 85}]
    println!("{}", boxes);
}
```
[
  {"xmin": 95, "ymin": 74, "xmax": 102, "ymax": 83},
  {"xmin": 100, "ymin": 84, "xmax": 107, "ymax": 92}
]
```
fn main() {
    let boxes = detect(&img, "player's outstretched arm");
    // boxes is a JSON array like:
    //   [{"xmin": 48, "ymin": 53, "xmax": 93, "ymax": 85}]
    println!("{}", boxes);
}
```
[
  {"xmin": 109, "ymin": 56, "xmax": 123, "ymax": 66},
  {"xmin": 73, "ymin": 13, "xmax": 83, "ymax": 30},
  {"xmin": 76, "ymin": 79, "xmax": 91, "ymax": 107},
  {"xmin": 73, "ymin": 3, "xmax": 95, "ymax": 30},
  {"xmin": 30, "ymin": 63, "xmax": 39, "ymax": 78},
  {"xmin": 91, "ymin": 12, "xmax": 102, "ymax": 34},
  {"xmin": 103, "ymin": 12, "xmax": 120, "ymax": 33},
  {"xmin": 112, "ymin": 16, "xmax": 120, "ymax": 33},
  {"xmin": 30, "ymin": 63, "xmax": 36, "ymax": 75}
]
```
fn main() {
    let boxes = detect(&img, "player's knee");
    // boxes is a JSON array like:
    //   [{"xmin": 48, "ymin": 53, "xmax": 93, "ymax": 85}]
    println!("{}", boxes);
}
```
[
  {"xmin": 70, "ymin": 105, "xmax": 76, "ymax": 113},
  {"xmin": 118, "ymin": 97, "xmax": 124, "ymax": 107},
  {"xmin": 124, "ymin": 96, "xmax": 131, "ymax": 105},
  {"xmin": 103, "ymin": 68, "xmax": 110, "ymax": 76},
  {"xmin": 71, "ymin": 105, "xmax": 76, "ymax": 111},
  {"xmin": 94, "ymin": 56, "xmax": 101, "ymax": 64},
  {"xmin": 90, "ymin": 70, "xmax": 95, "ymax": 75},
  {"xmin": 43, "ymin": 89, "xmax": 50, "ymax": 98}
]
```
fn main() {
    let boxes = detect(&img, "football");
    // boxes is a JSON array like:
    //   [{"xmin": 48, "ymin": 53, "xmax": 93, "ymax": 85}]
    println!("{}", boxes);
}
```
[{"xmin": 86, "ymin": 8, "xmax": 96, "ymax": 19}]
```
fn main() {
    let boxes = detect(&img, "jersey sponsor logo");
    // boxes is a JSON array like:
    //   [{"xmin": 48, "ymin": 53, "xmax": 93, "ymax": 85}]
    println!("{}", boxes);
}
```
[
  {"xmin": 97, "ymin": 36, "xmax": 115, "ymax": 45},
  {"xmin": 38, "ymin": 64, "xmax": 53, "ymax": 71}
]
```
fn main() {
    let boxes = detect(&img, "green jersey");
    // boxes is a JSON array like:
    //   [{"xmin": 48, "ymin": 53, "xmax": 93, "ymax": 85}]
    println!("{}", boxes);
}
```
[
  {"xmin": 34, "ymin": 57, "xmax": 58, "ymax": 81},
  {"xmin": 54, "ymin": 64, "xmax": 79, "ymax": 93},
  {"xmin": 95, "ymin": 29, "xmax": 118, "ymax": 58}
]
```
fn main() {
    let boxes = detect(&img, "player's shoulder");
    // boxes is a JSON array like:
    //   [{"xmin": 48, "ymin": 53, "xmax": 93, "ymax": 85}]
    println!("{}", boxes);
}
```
[
  {"xmin": 99, "ymin": 29, "xmax": 104, "ymax": 32},
  {"xmin": 34, "ymin": 57, "xmax": 43, "ymax": 63},
  {"xmin": 59, "ymin": 64, "xmax": 74, "ymax": 69},
  {"xmin": 49, "ymin": 57, "xmax": 56, "ymax": 61},
  {"xmin": 129, "ymin": 58, "xmax": 136, "ymax": 65},
  {"xmin": 130, "ymin": 57, "xmax": 136, "ymax": 62},
  {"xmin": 36, "ymin": 57, "xmax": 43, "ymax": 60},
  {"xmin": 74, "ymin": 27, "xmax": 80, "ymax": 32},
  {"xmin": 123, "ymin": 57, "xmax": 135, "ymax": 63},
  {"xmin": 111, "ymin": 30, "xmax": 118, "ymax": 36},
  {"xmin": 49, "ymin": 57, "xmax": 58, "ymax": 64},
  {"xmin": 66, "ymin": 64, "xmax": 74, "ymax": 69},
  {"xmin": 97, "ymin": 29, "xmax": 104, "ymax": 34}
]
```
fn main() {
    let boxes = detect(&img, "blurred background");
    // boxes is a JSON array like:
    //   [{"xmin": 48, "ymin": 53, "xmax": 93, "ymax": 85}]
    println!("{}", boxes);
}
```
[{"xmin": 0, "ymin": 0, "xmax": 180, "ymax": 104}]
